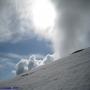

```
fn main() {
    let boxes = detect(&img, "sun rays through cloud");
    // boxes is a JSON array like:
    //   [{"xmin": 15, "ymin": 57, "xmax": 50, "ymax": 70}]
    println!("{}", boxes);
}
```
[{"xmin": 31, "ymin": 0, "xmax": 56, "ymax": 30}]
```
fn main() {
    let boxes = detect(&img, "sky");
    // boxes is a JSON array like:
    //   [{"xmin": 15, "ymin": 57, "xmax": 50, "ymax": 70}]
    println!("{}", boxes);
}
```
[{"xmin": 0, "ymin": 0, "xmax": 90, "ymax": 80}]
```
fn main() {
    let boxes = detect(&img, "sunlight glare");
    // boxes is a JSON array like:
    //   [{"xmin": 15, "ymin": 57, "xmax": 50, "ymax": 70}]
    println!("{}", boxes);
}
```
[{"xmin": 31, "ymin": 0, "xmax": 56, "ymax": 30}]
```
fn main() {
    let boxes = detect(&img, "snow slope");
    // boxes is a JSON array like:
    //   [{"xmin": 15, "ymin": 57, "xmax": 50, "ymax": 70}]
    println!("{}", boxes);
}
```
[{"xmin": 0, "ymin": 47, "xmax": 90, "ymax": 90}]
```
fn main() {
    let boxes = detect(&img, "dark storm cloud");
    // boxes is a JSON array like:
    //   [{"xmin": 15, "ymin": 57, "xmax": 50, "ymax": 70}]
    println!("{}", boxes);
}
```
[{"xmin": 52, "ymin": 0, "xmax": 90, "ymax": 57}]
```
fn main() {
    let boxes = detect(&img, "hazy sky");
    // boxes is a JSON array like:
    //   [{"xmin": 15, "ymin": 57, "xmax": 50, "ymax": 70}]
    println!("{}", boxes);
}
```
[{"xmin": 0, "ymin": 0, "xmax": 90, "ymax": 80}]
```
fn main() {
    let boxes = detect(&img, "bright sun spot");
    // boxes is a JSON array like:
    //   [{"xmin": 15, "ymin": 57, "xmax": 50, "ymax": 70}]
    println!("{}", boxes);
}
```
[{"xmin": 31, "ymin": 0, "xmax": 56, "ymax": 30}]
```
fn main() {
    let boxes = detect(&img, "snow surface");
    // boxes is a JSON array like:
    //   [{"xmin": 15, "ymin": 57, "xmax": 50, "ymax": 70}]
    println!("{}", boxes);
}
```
[{"xmin": 0, "ymin": 47, "xmax": 90, "ymax": 90}]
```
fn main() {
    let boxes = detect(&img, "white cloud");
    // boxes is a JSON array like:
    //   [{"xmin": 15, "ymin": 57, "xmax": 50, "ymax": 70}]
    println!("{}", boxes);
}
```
[
  {"xmin": 16, "ymin": 59, "xmax": 28, "ymax": 75},
  {"xmin": 29, "ymin": 55, "xmax": 44, "ymax": 66},
  {"xmin": 15, "ymin": 54, "xmax": 55, "ymax": 75},
  {"xmin": 43, "ymin": 54, "xmax": 54, "ymax": 64}
]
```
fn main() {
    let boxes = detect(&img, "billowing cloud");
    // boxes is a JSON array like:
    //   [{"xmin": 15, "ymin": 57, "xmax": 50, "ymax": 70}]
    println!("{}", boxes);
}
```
[
  {"xmin": 28, "ymin": 55, "xmax": 44, "ymax": 67},
  {"xmin": 15, "ymin": 54, "xmax": 54, "ymax": 75},
  {"xmin": 16, "ymin": 59, "xmax": 28, "ymax": 75},
  {"xmin": 43, "ymin": 54, "xmax": 54, "ymax": 64}
]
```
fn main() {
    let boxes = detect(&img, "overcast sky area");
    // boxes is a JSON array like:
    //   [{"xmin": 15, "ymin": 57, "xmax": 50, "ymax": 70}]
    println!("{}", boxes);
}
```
[{"xmin": 0, "ymin": 0, "xmax": 90, "ymax": 80}]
